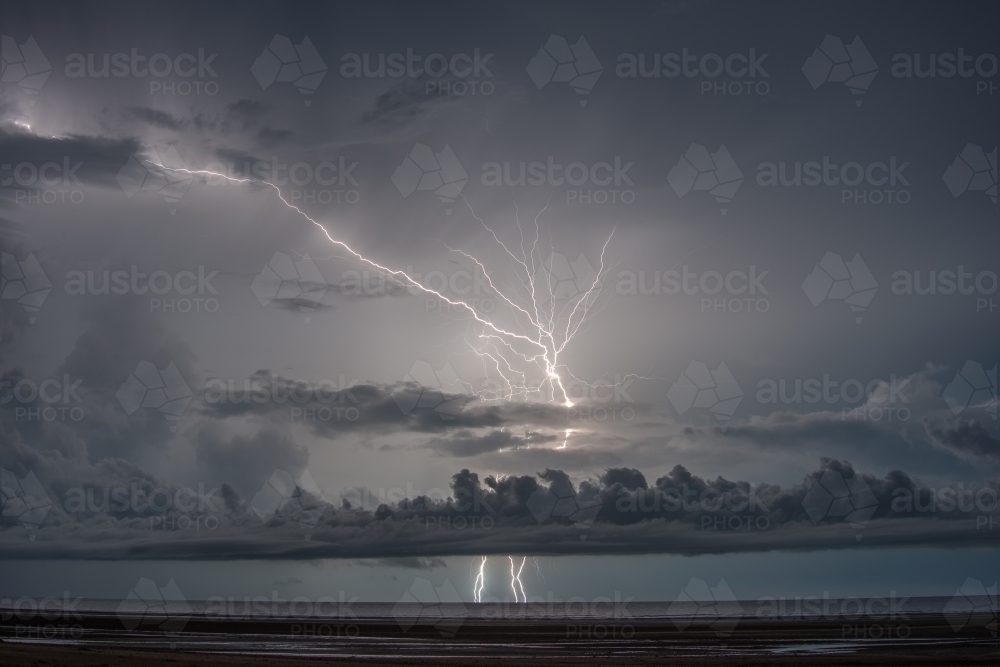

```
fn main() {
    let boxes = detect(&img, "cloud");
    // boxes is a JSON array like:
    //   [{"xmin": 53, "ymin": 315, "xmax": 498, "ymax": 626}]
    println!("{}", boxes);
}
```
[
  {"xmin": 1, "ymin": 460, "xmax": 995, "ymax": 561},
  {"xmin": 128, "ymin": 107, "xmax": 187, "ymax": 131},
  {"xmin": 359, "ymin": 79, "xmax": 465, "ymax": 126},
  {"xmin": 925, "ymin": 419, "xmax": 1000, "ymax": 461},
  {"xmin": 199, "ymin": 371, "xmax": 575, "ymax": 438},
  {"xmin": 225, "ymin": 99, "xmax": 269, "ymax": 129},
  {"xmin": 256, "ymin": 126, "xmax": 294, "ymax": 147},
  {"xmin": 0, "ymin": 126, "xmax": 139, "ymax": 189},
  {"xmin": 424, "ymin": 429, "xmax": 560, "ymax": 457},
  {"xmin": 1, "ymin": 299, "xmax": 198, "ymax": 465},
  {"xmin": 193, "ymin": 423, "xmax": 310, "ymax": 495}
]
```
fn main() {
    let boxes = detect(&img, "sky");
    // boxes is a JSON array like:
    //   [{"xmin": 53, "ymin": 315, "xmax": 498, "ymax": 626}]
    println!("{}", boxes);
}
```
[{"xmin": 0, "ymin": 0, "xmax": 997, "ymax": 606}]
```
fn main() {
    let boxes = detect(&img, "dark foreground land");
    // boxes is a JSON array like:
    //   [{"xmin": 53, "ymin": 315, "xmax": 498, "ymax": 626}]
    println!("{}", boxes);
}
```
[{"xmin": 2, "ymin": 611, "xmax": 997, "ymax": 666}]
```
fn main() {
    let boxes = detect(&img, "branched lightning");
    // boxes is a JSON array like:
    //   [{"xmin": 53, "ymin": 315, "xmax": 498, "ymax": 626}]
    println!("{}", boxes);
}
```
[
  {"xmin": 148, "ymin": 160, "xmax": 650, "ymax": 607},
  {"xmin": 509, "ymin": 556, "xmax": 526, "ymax": 603},
  {"xmin": 151, "ymin": 160, "xmax": 625, "ymax": 418}
]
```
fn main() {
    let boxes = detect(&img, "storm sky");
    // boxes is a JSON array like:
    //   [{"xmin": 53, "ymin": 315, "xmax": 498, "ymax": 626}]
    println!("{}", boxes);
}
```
[{"xmin": 0, "ymin": 0, "xmax": 997, "ymax": 603}]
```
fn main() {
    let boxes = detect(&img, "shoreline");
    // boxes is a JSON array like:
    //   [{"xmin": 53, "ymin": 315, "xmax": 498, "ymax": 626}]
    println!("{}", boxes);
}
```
[{"xmin": 3, "ymin": 610, "xmax": 997, "ymax": 665}]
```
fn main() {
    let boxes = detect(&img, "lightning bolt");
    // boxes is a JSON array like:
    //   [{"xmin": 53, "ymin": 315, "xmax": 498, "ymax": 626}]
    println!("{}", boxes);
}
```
[
  {"xmin": 149, "ymin": 160, "xmax": 623, "ymax": 423},
  {"xmin": 474, "ymin": 555, "xmax": 487, "ymax": 603},
  {"xmin": 146, "ymin": 160, "xmax": 642, "ymax": 608},
  {"xmin": 509, "ymin": 555, "xmax": 527, "ymax": 602}
]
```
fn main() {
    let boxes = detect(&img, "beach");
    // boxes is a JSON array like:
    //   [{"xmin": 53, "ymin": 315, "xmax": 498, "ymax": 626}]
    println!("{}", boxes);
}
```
[{"xmin": 2, "ymin": 603, "xmax": 997, "ymax": 666}]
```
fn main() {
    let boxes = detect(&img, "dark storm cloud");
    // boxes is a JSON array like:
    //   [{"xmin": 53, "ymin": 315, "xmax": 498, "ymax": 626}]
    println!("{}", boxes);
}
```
[
  {"xmin": 198, "ymin": 370, "xmax": 577, "ymax": 437},
  {"xmin": 224, "ymin": 99, "xmax": 269, "ymax": 130},
  {"xmin": 212, "ymin": 146, "xmax": 263, "ymax": 166},
  {"xmin": 424, "ymin": 428, "xmax": 560, "ymax": 457},
  {"xmin": 255, "ymin": 126, "xmax": 294, "ymax": 147},
  {"xmin": 359, "ymin": 79, "xmax": 460, "ymax": 125},
  {"xmin": 357, "ymin": 557, "xmax": 447, "ymax": 569},
  {"xmin": 1, "ymin": 299, "xmax": 198, "ymax": 464},
  {"xmin": 924, "ymin": 419, "xmax": 1000, "ymax": 461},
  {"xmin": 192, "ymin": 423, "xmax": 310, "ymax": 495},
  {"xmin": 1, "ymin": 460, "xmax": 996, "ymax": 560},
  {"xmin": 706, "ymin": 413, "xmax": 890, "ymax": 449},
  {"xmin": 127, "ymin": 107, "xmax": 187, "ymax": 131},
  {"xmin": 123, "ymin": 100, "xmax": 274, "ymax": 137},
  {"xmin": 0, "ymin": 126, "xmax": 139, "ymax": 188}
]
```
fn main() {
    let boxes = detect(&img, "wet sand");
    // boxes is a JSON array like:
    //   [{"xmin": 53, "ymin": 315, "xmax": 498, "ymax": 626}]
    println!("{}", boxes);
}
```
[{"xmin": 2, "ymin": 611, "xmax": 997, "ymax": 665}]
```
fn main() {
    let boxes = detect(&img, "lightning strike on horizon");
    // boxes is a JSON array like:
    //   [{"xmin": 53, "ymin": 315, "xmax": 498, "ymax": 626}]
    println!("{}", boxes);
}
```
[
  {"xmin": 474, "ymin": 555, "xmax": 487, "ymax": 603},
  {"xmin": 509, "ymin": 556, "xmax": 527, "ymax": 603}
]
